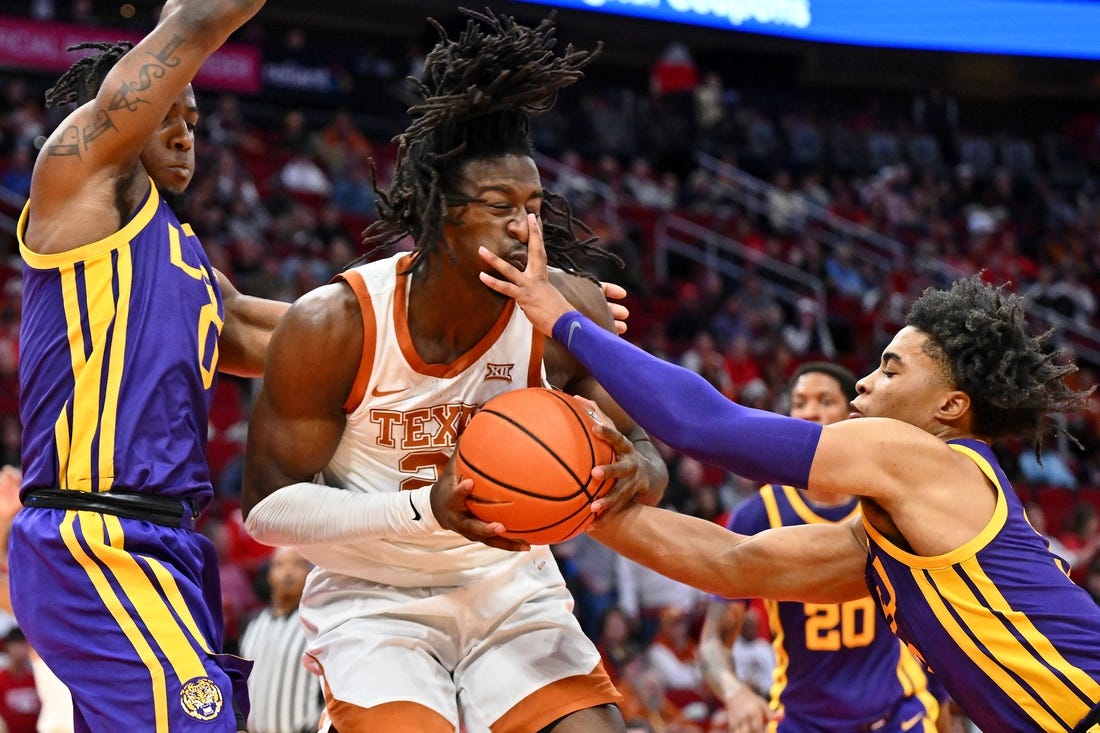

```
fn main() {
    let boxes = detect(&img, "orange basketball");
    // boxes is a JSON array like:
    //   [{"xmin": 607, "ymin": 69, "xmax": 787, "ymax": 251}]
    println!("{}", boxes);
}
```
[{"xmin": 455, "ymin": 388, "xmax": 616, "ymax": 544}]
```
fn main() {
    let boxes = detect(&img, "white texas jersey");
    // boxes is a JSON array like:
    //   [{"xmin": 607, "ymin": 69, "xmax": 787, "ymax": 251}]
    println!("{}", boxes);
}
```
[{"xmin": 302, "ymin": 253, "xmax": 548, "ymax": 587}]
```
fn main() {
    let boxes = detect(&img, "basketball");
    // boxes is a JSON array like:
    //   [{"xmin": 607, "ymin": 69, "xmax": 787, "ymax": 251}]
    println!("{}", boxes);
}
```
[{"xmin": 455, "ymin": 388, "xmax": 616, "ymax": 544}]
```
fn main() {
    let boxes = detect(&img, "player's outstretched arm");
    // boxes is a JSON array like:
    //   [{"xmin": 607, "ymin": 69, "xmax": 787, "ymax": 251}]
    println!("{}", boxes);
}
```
[
  {"xmin": 547, "ymin": 272, "xmax": 668, "ymax": 511},
  {"xmin": 32, "ymin": 0, "xmax": 265, "ymax": 208},
  {"xmin": 589, "ymin": 505, "xmax": 868, "ymax": 604},
  {"xmin": 481, "ymin": 214, "xmax": 821, "ymax": 490}
]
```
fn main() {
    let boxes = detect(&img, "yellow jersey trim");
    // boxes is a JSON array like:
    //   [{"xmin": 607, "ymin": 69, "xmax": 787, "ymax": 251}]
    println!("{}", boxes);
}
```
[
  {"xmin": 862, "ymin": 444, "xmax": 1008, "ymax": 569},
  {"xmin": 19, "ymin": 178, "xmax": 159, "ymax": 270}
]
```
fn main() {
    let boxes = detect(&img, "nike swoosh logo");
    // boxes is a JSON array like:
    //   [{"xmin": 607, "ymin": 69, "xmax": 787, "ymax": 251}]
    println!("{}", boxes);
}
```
[
  {"xmin": 900, "ymin": 713, "xmax": 924, "ymax": 731},
  {"xmin": 408, "ymin": 492, "xmax": 421, "ymax": 521},
  {"xmin": 567, "ymin": 320, "xmax": 582, "ymax": 348},
  {"xmin": 372, "ymin": 385, "xmax": 406, "ymax": 397}
]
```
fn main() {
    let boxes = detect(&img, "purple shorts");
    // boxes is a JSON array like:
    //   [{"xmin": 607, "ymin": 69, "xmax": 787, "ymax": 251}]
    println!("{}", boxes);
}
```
[{"xmin": 9, "ymin": 507, "xmax": 251, "ymax": 732}]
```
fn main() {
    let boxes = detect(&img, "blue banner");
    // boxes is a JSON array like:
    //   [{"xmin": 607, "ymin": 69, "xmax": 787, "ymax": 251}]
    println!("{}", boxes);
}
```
[{"xmin": 511, "ymin": 0, "xmax": 1100, "ymax": 59}]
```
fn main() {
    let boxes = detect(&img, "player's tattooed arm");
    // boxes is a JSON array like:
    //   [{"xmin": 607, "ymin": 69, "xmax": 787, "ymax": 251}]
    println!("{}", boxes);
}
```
[
  {"xmin": 44, "ymin": 125, "xmax": 82, "ymax": 159},
  {"xmin": 43, "ymin": 0, "xmax": 263, "ymax": 168},
  {"xmin": 81, "ymin": 36, "xmax": 181, "ymax": 152}
]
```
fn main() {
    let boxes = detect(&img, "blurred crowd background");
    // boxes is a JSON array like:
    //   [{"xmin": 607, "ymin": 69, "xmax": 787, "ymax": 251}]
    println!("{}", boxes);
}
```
[{"xmin": 1, "ymin": 1, "xmax": 1100, "ymax": 730}]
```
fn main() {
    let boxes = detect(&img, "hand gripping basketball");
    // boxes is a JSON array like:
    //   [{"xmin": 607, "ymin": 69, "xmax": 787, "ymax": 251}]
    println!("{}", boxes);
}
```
[{"xmin": 455, "ymin": 388, "xmax": 617, "ymax": 544}]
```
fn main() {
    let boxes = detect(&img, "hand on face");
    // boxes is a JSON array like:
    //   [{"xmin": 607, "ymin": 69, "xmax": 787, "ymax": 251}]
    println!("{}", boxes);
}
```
[{"xmin": 478, "ymin": 213, "xmax": 575, "ymax": 336}]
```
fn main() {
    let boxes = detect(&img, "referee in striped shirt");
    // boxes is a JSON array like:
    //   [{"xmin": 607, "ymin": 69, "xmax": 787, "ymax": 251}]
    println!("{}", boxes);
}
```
[{"xmin": 239, "ymin": 546, "xmax": 325, "ymax": 733}]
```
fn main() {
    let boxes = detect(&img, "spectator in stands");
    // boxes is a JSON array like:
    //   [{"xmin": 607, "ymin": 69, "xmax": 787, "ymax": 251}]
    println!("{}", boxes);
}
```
[
  {"xmin": 765, "ymin": 169, "xmax": 807, "ymax": 234},
  {"xmin": 330, "ymin": 157, "xmax": 377, "ymax": 218},
  {"xmin": 625, "ymin": 157, "xmax": 674, "ymax": 210},
  {"xmin": 1017, "ymin": 448, "xmax": 1079, "ymax": 489},
  {"xmin": 279, "ymin": 152, "xmax": 332, "ymax": 197},
  {"xmin": 0, "ymin": 81, "xmax": 45, "ymax": 157},
  {"xmin": 735, "ymin": 275, "xmax": 784, "ymax": 339},
  {"xmin": 204, "ymin": 93, "xmax": 259, "ymax": 152},
  {"xmin": 0, "ymin": 146, "xmax": 32, "ymax": 199},
  {"xmin": 1023, "ymin": 500, "xmax": 1076, "ymax": 564},
  {"xmin": 202, "ymin": 517, "xmax": 261, "ymax": 655},
  {"xmin": 617, "ymin": 660, "xmax": 705, "ymax": 733},
  {"xmin": 1028, "ymin": 265, "xmax": 1097, "ymax": 326},
  {"xmin": 1060, "ymin": 502, "xmax": 1100, "ymax": 580},
  {"xmin": 593, "ymin": 152, "xmax": 627, "ymax": 196},
  {"xmin": 662, "ymin": 455, "xmax": 724, "ymax": 518},
  {"xmin": 647, "ymin": 606, "xmax": 708, "ymax": 713},
  {"xmin": 649, "ymin": 41, "xmax": 698, "ymax": 179},
  {"xmin": 694, "ymin": 71, "xmax": 736, "ymax": 146},
  {"xmin": 617, "ymin": 551, "xmax": 706, "ymax": 645},
  {"xmin": 314, "ymin": 108, "xmax": 374, "ymax": 174},
  {"xmin": 679, "ymin": 332, "xmax": 734, "ymax": 398},
  {"xmin": 824, "ymin": 241, "xmax": 868, "ymax": 298},
  {"xmin": 212, "ymin": 146, "xmax": 262, "ymax": 213},
  {"xmin": 781, "ymin": 297, "xmax": 836, "ymax": 360},
  {"xmin": 596, "ymin": 607, "xmax": 644, "ymax": 685},
  {"xmin": 0, "ymin": 628, "xmax": 40, "ymax": 733},
  {"xmin": 708, "ymin": 295, "xmax": 750, "ymax": 352},
  {"xmin": 719, "ymin": 333, "xmax": 763, "ymax": 398},
  {"xmin": 239, "ymin": 547, "xmax": 323, "ymax": 733},
  {"xmin": 555, "ymin": 532, "xmax": 621, "ymax": 639},
  {"xmin": 583, "ymin": 94, "xmax": 637, "ymax": 159},
  {"xmin": 665, "ymin": 282, "xmax": 709, "ymax": 347},
  {"xmin": 729, "ymin": 604, "xmax": 774, "ymax": 698},
  {"xmin": 1082, "ymin": 549, "xmax": 1100, "ymax": 606}
]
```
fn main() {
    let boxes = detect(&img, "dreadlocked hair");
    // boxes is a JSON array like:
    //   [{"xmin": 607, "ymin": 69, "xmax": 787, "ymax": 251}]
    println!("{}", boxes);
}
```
[
  {"xmin": 44, "ymin": 41, "xmax": 134, "ymax": 108},
  {"xmin": 361, "ymin": 8, "xmax": 620, "ymax": 280},
  {"xmin": 906, "ymin": 274, "xmax": 1094, "ymax": 455}
]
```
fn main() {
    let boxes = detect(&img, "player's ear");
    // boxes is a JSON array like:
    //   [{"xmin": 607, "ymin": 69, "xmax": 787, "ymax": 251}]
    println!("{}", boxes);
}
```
[{"xmin": 938, "ymin": 389, "xmax": 970, "ymax": 423}]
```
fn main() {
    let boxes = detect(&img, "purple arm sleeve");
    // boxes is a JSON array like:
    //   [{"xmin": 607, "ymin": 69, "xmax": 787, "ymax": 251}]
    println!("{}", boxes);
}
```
[{"xmin": 553, "ymin": 311, "xmax": 822, "ymax": 488}]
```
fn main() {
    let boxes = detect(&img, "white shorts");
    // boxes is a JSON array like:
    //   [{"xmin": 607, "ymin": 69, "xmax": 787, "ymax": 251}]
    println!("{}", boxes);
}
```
[{"xmin": 299, "ymin": 547, "xmax": 615, "ymax": 732}]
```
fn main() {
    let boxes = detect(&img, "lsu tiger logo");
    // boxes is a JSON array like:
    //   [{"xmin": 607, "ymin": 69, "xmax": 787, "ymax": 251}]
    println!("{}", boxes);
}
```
[{"xmin": 180, "ymin": 676, "xmax": 223, "ymax": 721}]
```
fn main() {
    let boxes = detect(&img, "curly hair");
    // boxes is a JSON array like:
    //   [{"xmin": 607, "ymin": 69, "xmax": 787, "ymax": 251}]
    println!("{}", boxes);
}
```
[
  {"xmin": 44, "ymin": 41, "xmax": 134, "ymax": 108},
  {"xmin": 361, "ymin": 8, "xmax": 619, "ymax": 280},
  {"xmin": 906, "ymin": 274, "xmax": 1093, "ymax": 453}
]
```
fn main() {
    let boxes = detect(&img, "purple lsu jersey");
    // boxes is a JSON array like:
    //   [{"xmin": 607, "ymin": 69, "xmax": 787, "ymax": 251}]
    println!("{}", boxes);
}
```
[
  {"xmin": 728, "ymin": 485, "xmax": 937, "ymax": 730},
  {"xmin": 18, "ymin": 181, "xmax": 222, "ymax": 510},
  {"xmin": 865, "ymin": 439, "xmax": 1100, "ymax": 732},
  {"xmin": 12, "ymin": 182, "xmax": 246, "ymax": 732}
]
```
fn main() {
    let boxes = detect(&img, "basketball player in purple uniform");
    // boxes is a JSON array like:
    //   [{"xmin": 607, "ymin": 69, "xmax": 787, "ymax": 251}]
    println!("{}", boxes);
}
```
[
  {"xmin": 702, "ymin": 363, "xmax": 941, "ymax": 733},
  {"xmin": 478, "ymin": 216, "xmax": 1100, "ymax": 733},
  {"xmin": 9, "ymin": 1, "xmax": 285, "ymax": 730}
]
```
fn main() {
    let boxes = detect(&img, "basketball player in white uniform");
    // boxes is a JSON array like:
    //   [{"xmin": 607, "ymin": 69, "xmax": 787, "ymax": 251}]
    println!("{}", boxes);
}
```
[{"xmin": 241, "ymin": 10, "xmax": 667, "ymax": 733}]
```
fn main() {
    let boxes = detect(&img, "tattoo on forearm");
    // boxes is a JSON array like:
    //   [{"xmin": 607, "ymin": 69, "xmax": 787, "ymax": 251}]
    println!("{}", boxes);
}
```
[
  {"xmin": 75, "ymin": 35, "xmax": 185, "ymax": 150},
  {"xmin": 46, "ymin": 126, "xmax": 82, "ymax": 158},
  {"xmin": 149, "ymin": 35, "xmax": 184, "ymax": 69},
  {"xmin": 83, "ymin": 108, "xmax": 119, "ymax": 146}
]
